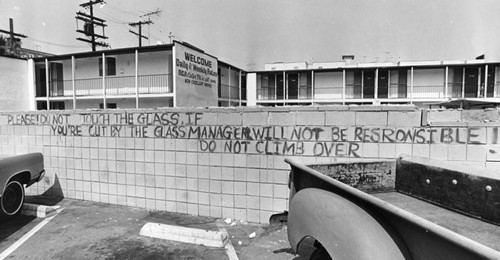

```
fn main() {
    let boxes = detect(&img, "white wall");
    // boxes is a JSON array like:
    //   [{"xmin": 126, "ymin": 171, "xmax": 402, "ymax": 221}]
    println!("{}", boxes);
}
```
[
  {"xmin": 265, "ymin": 62, "xmax": 307, "ymax": 70},
  {"xmin": 314, "ymin": 71, "xmax": 343, "ymax": 99},
  {"xmin": 72, "ymin": 97, "xmax": 173, "ymax": 110},
  {"xmin": 412, "ymin": 68, "xmax": 445, "ymax": 98},
  {"xmin": 246, "ymin": 73, "xmax": 257, "ymax": 106},
  {"xmin": 0, "ymin": 56, "xmax": 31, "ymax": 111}
]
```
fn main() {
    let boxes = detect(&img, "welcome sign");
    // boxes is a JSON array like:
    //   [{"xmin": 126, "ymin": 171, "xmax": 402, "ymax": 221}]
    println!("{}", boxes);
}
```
[{"xmin": 174, "ymin": 42, "xmax": 219, "ymax": 107}]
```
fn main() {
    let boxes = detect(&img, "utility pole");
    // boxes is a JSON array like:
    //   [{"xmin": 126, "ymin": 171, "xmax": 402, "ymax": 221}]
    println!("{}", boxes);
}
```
[
  {"xmin": 140, "ymin": 8, "xmax": 162, "ymax": 45},
  {"xmin": 129, "ymin": 20, "xmax": 152, "ymax": 47},
  {"xmin": 76, "ymin": 0, "xmax": 109, "ymax": 51},
  {"xmin": 0, "ymin": 18, "xmax": 27, "ymax": 55}
]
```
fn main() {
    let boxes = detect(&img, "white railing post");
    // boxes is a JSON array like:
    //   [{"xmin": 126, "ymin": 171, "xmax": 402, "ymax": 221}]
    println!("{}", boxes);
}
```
[
  {"xmin": 445, "ymin": 66, "xmax": 448, "ymax": 99},
  {"xmin": 484, "ymin": 65, "xmax": 488, "ymax": 98},
  {"xmin": 477, "ymin": 67, "xmax": 481, "ymax": 98},
  {"xmin": 239, "ymin": 70, "xmax": 242, "ymax": 106},
  {"xmin": 102, "ymin": 53, "xmax": 106, "ymax": 109},
  {"xmin": 283, "ymin": 71, "xmax": 286, "ymax": 105},
  {"xmin": 462, "ymin": 67, "xmax": 465, "ymax": 99},
  {"xmin": 72, "ymin": 56, "xmax": 76, "ymax": 110},
  {"xmin": 311, "ymin": 70, "xmax": 314, "ymax": 101},
  {"xmin": 374, "ymin": 69, "xmax": 379, "ymax": 103},
  {"xmin": 410, "ymin": 67, "xmax": 414, "ymax": 104},
  {"xmin": 45, "ymin": 58, "xmax": 50, "ymax": 110},
  {"xmin": 135, "ymin": 49, "xmax": 139, "ymax": 109},
  {"xmin": 342, "ymin": 69, "xmax": 346, "ymax": 105}
]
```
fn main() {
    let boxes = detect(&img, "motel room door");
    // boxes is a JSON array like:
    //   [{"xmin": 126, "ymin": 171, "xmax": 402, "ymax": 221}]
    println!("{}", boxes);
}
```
[
  {"xmin": 464, "ymin": 67, "xmax": 479, "ymax": 97},
  {"xmin": 378, "ymin": 70, "xmax": 389, "ymax": 99},
  {"xmin": 287, "ymin": 73, "xmax": 298, "ymax": 99},
  {"xmin": 363, "ymin": 71, "xmax": 375, "ymax": 99}
]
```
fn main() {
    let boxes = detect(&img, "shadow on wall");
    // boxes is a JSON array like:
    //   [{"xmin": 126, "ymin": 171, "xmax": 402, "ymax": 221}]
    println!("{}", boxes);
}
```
[{"xmin": 25, "ymin": 174, "xmax": 64, "ymax": 206}]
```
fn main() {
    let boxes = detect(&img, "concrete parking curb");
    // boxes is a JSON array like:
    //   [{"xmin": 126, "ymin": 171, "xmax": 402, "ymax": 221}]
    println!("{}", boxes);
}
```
[
  {"xmin": 21, "ymin": 203, "xmax": 61, "ymax": 218},
  {"xmin": 140, "ymin": 222, "xmax": 229, "ymax": 248}
]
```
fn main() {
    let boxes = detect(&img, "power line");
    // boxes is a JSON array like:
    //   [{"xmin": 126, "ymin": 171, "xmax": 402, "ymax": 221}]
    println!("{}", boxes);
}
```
[
  {"xmin": 27, "ymin": 36, "xmax": 88, "ymax": 48},
  {"xmin": 95, "ymin": 9, "xmax": 128, "ymax": 24},
  {"xmin": 105, "ymin": 5, "xmax": 143, "ymax": 18}
]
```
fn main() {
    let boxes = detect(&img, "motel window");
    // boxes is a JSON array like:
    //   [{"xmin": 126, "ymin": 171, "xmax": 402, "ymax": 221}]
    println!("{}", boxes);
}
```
[
  {"xmin": 389, "ymin": 69, "xmax": 408, "ymax": 99},
  {"xmin": 447, "ymin": 68, "xmax": 463, "ymax": 98},
  {"xmin": 486, "ymin": 66, "xmax": 497, "ymax": 97},
  {"xmin": 258, "ymin": 73, "xmax": 277, "ymax": 100},
  {"xmin": 314, "ymin": 71, "xmax": 343, "ymax": 100},
  {"xmin": 98, "ymin": 57, "xmax": 116, "ymax": 76},
  {"xmin": 345, "ymin": 71, "xmax": 362, "ymax": 99},
  {"xmin": 99, "ymin": 103, "xmax": 117, "ymax": 109},
  {"xmin": 37, "ymin": 101, "xmax": 47, "ymax": 110},
  {"xmin": 241, "ymin": 74, "xmax": 247, "ymax": 100},
  {"xmin": 299, "ymin": 72, "xmax": 312, "ymax": 99},
  {"xmin": 50, "ymin": 101, "xmax": 65, "ymax": 110}
]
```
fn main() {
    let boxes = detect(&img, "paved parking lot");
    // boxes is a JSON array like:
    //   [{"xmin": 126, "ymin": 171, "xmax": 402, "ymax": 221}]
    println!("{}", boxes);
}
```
[{"xmin": 0, "ymin": 196, "xmax": 312, "ymax": 260}]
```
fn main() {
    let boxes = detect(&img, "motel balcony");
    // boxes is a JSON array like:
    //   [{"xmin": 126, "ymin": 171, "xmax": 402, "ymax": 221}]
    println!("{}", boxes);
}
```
[
  {"xmin": 255, "ymin": 62, "xmax": 500, "ymax": 106},
  {"xmin": 32, "ymin": 46, "xmax": 175, "ymax": 110},
  {"xmin": 39, "ymin": 74, "xmax": 173, "ymax": 97}
]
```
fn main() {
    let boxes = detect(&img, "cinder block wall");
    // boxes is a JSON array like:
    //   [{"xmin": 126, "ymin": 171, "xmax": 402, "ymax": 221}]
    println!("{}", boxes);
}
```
[{"xmin": 1, "ymin": 106, "xmax": 499, "ymax": 223}]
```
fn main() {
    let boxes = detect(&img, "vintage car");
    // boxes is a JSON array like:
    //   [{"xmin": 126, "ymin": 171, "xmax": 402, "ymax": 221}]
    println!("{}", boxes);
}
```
[{"xmin": 0, "ymin": 153, "xmax": 45, "ymax": 216}]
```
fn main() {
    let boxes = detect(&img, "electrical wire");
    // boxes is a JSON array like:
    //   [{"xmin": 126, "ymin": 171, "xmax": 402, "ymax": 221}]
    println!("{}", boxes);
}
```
[
  {"xmin": 95, "ymin": 9, "xmax": 129, "ymax": 24},
  {"xmin": 27, "ymin": 36, "xmax": 88, "ymax": 49}
]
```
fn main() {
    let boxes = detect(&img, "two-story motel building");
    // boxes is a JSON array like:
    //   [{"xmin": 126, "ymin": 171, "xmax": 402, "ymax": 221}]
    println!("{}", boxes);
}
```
[{"xmin": 26, "ymin": 41, "xmax": 500, "ymax": 110}]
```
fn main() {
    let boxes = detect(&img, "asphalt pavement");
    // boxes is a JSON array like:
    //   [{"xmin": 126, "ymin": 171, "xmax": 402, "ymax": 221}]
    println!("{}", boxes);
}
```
[{"xmin": 0, "ymin": 196, "xmax": 311, "ymax": 260}]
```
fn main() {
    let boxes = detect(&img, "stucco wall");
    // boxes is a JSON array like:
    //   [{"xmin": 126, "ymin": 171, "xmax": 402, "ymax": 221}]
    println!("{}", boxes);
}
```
[
  {"xmin": 0, "ymin": 56, "xmax": 31, "ymax": 111},
  {"xmin": 1, "ymin": 106, "xmax": 499, "ymax": 223}
]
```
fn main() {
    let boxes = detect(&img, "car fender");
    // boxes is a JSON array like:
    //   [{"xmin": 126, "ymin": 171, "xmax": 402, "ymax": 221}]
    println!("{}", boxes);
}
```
[
  {"xmin": 288, "ymin": 188, "xmax": 411, "ymax": 260},
  {"xmin": 0, "ymin": 153, "xmax": 44, "ymax": 197}
]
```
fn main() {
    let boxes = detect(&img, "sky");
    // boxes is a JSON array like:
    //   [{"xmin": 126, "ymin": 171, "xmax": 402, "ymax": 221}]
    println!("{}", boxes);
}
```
[{"xmin": 1, "ymin": 0, "xmax": 499, "ymax": 70}]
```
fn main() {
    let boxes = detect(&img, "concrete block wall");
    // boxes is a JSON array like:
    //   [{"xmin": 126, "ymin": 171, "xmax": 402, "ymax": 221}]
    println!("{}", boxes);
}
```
[{"xmin": 1, "ymin": 106, "xmax": 500, "ymax": 223}]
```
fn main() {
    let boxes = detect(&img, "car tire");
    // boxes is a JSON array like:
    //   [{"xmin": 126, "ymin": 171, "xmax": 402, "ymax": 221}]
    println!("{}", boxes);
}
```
[{"xmin": 1, "ymin": 180, "xmax": 25, "ymax": 216}]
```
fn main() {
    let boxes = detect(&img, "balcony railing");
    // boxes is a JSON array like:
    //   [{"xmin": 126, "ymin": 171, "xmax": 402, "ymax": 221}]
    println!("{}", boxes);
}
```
[
  {"xmin": 447, "ymin": 82, "xmax": 463, "ymax": 98},
  {"xmin": 219, "ymin": 83, "xmax": 240, "ymax": 99},
  {"xmin": 412, "ymin": 85, "xmax": 446, "ymax": 99},
  {"xmin": 40, "ymin": 74, "xmax": 172, "ymax": 97},
  {"xmin": 314, "ymin": 86, "xmax": 343, "ymax": 100},
  {"xmin": 257, "ymin": 88, "xmax": 275, "ymax": 100},
  {"xmin": 298, "ymin": 86, "xmax": 312, "ymax": 99}
]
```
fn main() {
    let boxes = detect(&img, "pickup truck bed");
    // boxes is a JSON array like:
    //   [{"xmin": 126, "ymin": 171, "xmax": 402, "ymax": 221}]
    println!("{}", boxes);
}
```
[
  {"xmin": 286, "ymin": 156, "xmax": 500, "ymax": 260},
  {"xmin": 372, "ymin": 191, "xmax": 500, "ymax": 252}
]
